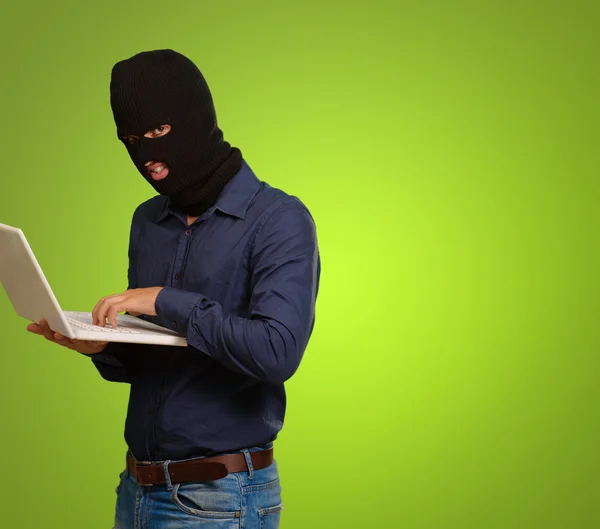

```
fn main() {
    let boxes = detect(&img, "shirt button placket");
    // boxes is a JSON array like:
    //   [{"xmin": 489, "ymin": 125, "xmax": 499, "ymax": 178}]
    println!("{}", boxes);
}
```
[{"xmin": 174, "ymin": 227, "xmax": 193, "ymax": 285}]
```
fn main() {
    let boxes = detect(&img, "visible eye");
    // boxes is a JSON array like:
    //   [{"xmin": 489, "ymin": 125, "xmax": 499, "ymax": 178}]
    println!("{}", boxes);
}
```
[
  {"xmin": 145, "ymin": 124, "xmax": 171, "ymax": 138},
  {"xmin": 122, "ymin": 135, "xmax": 138, "ymax": 145}
]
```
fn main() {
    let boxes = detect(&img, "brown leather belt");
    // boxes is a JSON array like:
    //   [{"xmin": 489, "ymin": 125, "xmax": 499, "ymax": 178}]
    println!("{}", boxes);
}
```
[{"xmin": 127, "ymin": 448, "xmax": 274, "ymax": 486}]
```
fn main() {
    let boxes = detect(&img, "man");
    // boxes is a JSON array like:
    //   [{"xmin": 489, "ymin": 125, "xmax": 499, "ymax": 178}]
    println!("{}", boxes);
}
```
[{"xmin": 27, "ymin": 49, "xmax": 320, "ymax": 528}]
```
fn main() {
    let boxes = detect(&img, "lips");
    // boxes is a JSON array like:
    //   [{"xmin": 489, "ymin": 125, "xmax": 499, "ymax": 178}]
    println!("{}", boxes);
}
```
[{"xmin": 146, "ymin": 161, "xmax": 170, "ymax": 181}]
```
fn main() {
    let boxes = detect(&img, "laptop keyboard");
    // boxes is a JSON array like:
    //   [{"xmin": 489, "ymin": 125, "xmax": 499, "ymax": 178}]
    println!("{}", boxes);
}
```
[{"xmin": 66, "ymin": 315, "xmax": 142, "ymax": 334}]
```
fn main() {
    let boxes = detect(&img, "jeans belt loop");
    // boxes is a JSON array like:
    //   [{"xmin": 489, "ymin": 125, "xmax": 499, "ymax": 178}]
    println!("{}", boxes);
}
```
[
  {"xmin": 241, "ymin": 449, "xmax": 254, "ymax": 480},
  {"xmin": 162, "ymin": 460, "xmax": 173, "ymax": 491}
]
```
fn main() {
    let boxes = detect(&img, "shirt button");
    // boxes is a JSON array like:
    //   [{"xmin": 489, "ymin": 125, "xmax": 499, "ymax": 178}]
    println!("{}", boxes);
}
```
[
  {"xmin": 185, "ymin": 229, "xmax": 192, "ymax": 236},
  {"xmin": 171, "ymin": 321, "xmax": 178, "ymax": 330},
  {"xmin": 175, "ymin": 272, "xmax": 181, "ymax": 280}
]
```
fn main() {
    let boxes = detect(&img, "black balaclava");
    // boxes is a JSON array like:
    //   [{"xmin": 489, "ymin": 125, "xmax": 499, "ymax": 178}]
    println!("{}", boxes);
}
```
[{"xmin": 109, "ymin": 49, "xmax": 243, "ymax": 216}]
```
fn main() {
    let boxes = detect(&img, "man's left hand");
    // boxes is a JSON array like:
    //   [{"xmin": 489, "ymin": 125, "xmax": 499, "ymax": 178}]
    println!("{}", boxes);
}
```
[{"xmin": 92, "ymin": 287, "xmax": 164, "ymax": 328}]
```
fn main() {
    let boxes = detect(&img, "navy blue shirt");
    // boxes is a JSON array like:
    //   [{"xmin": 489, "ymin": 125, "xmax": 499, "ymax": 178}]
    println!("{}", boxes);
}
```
[{"xmin": 91, "ymin": 160, "xmax": 320, "ymax": 461}]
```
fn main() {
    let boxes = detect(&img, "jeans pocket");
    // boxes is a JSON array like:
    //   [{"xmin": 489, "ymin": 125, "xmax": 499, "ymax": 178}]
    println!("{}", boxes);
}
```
[
  {"xmin": 259, "ymin": 503, "xmax": 283, "ymax": 529},
  {"xmin": 170, "ymin": 482, "xmax": 241, "ymax": 521},
  {"xmin": 243, "ymin": 474, "xmax": 283, "ymax": 529}
]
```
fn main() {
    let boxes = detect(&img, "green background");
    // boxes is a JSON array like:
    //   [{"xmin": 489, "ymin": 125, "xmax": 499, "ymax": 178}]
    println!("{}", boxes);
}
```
[{"xmin": 0, "ymin": 1, "xmax": 598, "ymax": 527}]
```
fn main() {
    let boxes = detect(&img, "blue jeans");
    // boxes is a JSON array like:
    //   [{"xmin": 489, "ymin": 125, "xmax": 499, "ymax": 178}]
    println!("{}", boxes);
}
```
[{"xmin": 114, "ymin": 445, "xmax": 282, "ymax": 528}]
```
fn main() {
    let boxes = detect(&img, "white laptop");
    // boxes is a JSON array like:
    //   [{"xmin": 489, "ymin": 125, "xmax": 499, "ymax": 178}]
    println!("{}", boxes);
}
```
[{"xmin": 0, "ymin": 223, "xmax": 188, "ymax": 347}]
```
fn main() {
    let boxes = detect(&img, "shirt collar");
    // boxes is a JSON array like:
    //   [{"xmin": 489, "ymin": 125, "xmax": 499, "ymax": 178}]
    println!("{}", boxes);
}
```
[{"xmin": 155, "ymin": 160, "xmax": 260, "ymax": 223}]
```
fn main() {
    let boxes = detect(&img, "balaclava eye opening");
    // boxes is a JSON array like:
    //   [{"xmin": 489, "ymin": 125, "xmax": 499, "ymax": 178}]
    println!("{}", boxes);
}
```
[{"xmin": 109, "ymin": 49, "xmax": 242, "ymax": 216}]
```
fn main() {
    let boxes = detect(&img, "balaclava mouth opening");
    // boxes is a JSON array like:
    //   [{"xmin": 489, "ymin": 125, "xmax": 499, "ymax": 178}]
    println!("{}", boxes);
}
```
[{"xmin": 109, "ymin": 49, "xmax": 243, "ymax": 216}]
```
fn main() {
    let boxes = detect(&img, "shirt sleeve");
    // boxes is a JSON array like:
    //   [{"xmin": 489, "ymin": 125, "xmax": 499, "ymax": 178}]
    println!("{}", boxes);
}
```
[
  {"xmin": 90, "ymin": 210, "xmax": 142, "ymax": 384},
  {"xmin": 155, "ymin": 200, "xmax": 320, "ymax": 384},
  {"xmin": 90, "ymin": 342, "xmax": 138, "ymax": 383}
]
